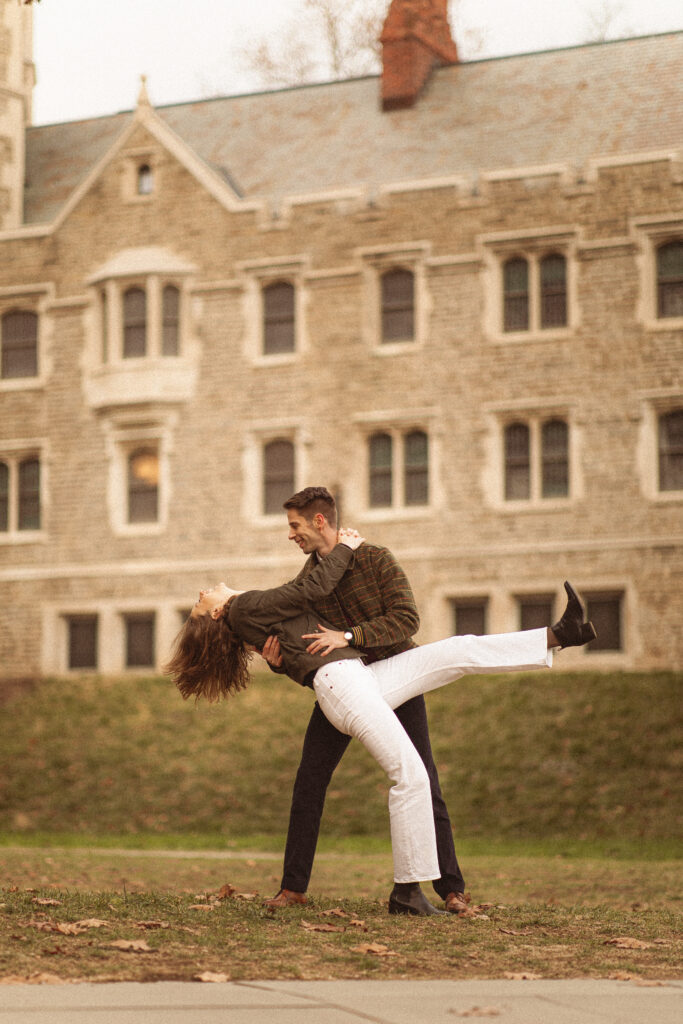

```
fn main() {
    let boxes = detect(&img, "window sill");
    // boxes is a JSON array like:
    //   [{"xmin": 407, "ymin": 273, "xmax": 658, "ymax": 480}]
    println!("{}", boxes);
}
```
[
  {"xmin": 494, "ymin": 497, "xmax": 574, "ymax": 512},
  {"xmin": 640, "ymin": 316, "xmax": 683, "ymax": 332},
  {"xmin": 251, "ymin": 352, "xmax": 299, "ymax": 368},
  {"xmin": 489, "ymin": 328, "xmax": 574, "ymax": 345},
  {"xmin": 0, "ymin": 530, "xmax": 46, "ymax": 544},
  {"xmin": 358, "ymin": 505, "xmax": 434, "ymax": 523},
  {"xmin": 372, "ymin": 340, "xmax": 422, "ymax": 356},
  {"xmin": 0, "ymin": 377, "xmax": 46, "ymax": 392}
]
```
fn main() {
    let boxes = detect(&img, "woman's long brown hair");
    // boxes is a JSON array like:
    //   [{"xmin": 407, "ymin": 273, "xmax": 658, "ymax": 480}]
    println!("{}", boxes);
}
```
[{"xmin": 164, "ymin": 608, "xmax": 252, "ymax": 703}]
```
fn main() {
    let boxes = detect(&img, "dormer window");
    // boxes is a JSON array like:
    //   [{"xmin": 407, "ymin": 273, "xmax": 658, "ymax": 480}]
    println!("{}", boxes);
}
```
[{"xmin": 137, "ymin": 164, "xmax": 154, "ymax": 196}]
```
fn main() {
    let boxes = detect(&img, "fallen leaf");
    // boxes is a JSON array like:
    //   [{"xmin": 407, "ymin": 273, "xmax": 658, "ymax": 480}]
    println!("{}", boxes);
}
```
[
  {"xmin": 216, "ymin": 884, "xmax": 236, "ymax": 900},
  {"xmin": 136, "ymin": 920, "xmax": 169, "ymax": 930},
  {"xmin": 301, "ymin": 920, "xmax": 344, "ymax": 933},
  {"xmin": 195, "ymin": 971, "xmax": 230, "ymax": 983},
  {"xmin": 604, "ymin": 937, "xmax": 654, "ymax": 949},
  {"xmin": 608, "ymin": 971, "xmax": 633, "ymax": 980},
  {"xmin": 503, "ymin": 971, "xmax": 543, "ymax": 980},
  {"xmin": 32, "ymin": 898, "xmax": 61, "ymax": 906},
  {"xmin": 350, "ymin": 942, "xmax": 398, "ymax": 957},
  {"xmin": 74, "ymin": 919, "xmax": 109, "ymax": 930},
  {"xmin": 349, "ymin": 919, "xmax": 367, "ymax": 929},
  {"xmin": 108, "ymin": 939, "xmax": 154, "ymax": 953},
  {"xmin": 232, "ymin": 892, "xmax": 258, "ymax": 901},
  {"xmin": 322, "ymin": 907, "xmax": 348, "ymax": 918},
  {"xmin": 189, "ymin": 904, "xmax": 215, "ymax": 912}
]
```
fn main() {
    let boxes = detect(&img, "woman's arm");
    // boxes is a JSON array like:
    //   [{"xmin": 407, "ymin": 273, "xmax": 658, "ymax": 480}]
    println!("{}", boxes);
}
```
[{"xmin": 236, "ymin": 540, "xmax": 360, "ymax": 623}]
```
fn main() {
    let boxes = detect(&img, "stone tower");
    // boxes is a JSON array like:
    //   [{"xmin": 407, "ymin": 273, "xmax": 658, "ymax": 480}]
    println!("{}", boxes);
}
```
[{"xmin": 0, "ymin": 0, "xmax": 35, "ymax": 229}]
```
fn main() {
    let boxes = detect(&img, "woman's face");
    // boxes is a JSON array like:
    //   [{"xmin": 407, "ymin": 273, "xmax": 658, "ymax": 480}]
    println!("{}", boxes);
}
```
[{"xmin": 191, "ymin": 582, "xmax": 231, "ymax": 619}]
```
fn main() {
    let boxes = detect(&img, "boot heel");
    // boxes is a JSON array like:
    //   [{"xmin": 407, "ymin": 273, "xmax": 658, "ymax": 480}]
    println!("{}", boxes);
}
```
[{"xmin": 581, "ymin": 621, "xmax": 597, "ymax": 644}]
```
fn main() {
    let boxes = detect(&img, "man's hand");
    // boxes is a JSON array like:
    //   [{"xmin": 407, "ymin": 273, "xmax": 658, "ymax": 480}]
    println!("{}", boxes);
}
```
[
  {"xmin": 302, "ymin": 624, "xmax": 349, "ymax": 656},
  {"xmin": 337, "ymin": 527, "xmax": 364, "ymax": 550},
  {"xmin": 261, "ymin": 635, "xmax": 283, "ymax": 667}
]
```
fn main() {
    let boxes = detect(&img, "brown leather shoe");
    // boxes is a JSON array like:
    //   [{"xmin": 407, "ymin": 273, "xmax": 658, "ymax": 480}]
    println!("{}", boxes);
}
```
[
  {"xmin": 263, "ymin": 888, "xmax": 307, "ymax": 909},
  {"xmin": 444, "ymin": 891, "xmax": 471, "ymax": 914}
]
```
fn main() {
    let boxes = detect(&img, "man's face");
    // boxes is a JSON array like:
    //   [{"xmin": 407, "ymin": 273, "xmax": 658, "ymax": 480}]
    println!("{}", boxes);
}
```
[{"xmin": 287, "ymin": 508, "xmax": 324, "ymax": 555}]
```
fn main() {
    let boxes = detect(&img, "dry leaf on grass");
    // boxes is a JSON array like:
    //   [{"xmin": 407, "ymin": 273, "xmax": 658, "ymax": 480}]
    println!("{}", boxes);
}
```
[
  {"xmin": 136, "ymin": 920, "xmax": 169, "ymax": 930},
  {"xmin": 604, "ymin": 937, "xmax": 654, "ymax": 949},
  {"xmin": 108, "ymin": 939, "xmax": 154, "ymax": 953},
  {"xmin": 503, "ymin": 971, "xmax": 543, "ymax": 980},
  {"xmin": 350, "ymin": 942, "xmax": 398, "ymax": 958},
  {"xmin": 215, "ymin": 884, "xmax": 236, "ymax": 900},
  {"xmin": 195, "ymin": 971, "xmax": 230, "ymax": 983},
  {"xmin": 349, "ymin": 919, "xmax": 367, "ymax": 930},
  {"xmin": 31, "ymin": 898, "xmax": 62, "ymax": 906},
  {"xmin": 232, "ymin": 892, "xmax": 259, "ymax": 901},
  {"xmin": 75, "ymin": 919, "xmax": 109, "ymax": 929},
  {"xmin": 189, "ymin": 904, "xmax": 215, "ymax": 912},
  {"xmin": 301, "ymin": 920, "xmax": 345, "ymax": 933},
  {"xmin": 322, "ymin": 907, "xmax": 348, "ymax": 918}
]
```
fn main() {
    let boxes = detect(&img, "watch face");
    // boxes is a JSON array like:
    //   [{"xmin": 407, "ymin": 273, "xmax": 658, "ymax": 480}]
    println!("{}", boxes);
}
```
[{"xmin": 344, "ymin": 631, "xmax": 353, "ymax": 641}]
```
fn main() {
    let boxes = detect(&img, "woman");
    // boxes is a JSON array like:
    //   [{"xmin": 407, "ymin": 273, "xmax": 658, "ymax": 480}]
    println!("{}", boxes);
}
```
[{"xmin": 166, "ymin": 529, "xmax": 596, "ymax": 911}]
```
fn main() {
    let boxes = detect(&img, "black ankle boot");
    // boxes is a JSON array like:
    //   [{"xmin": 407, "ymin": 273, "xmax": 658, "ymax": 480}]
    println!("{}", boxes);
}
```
[
  {"xmin": 388, "ymin": 883, "xmax": 446, "ymax": 916},
  {"xmin": 551, "ymin": 581, "xmax": 597, "ymax": 648}
]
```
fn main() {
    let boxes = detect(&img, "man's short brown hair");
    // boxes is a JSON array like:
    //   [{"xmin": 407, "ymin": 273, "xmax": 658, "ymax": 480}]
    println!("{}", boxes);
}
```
[{"xmin": 283, "ymin": 486, "xmax": 337, "ymax": 527}]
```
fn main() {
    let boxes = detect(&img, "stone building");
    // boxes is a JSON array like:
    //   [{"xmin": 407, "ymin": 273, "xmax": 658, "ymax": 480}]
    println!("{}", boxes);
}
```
[{"xmin": 0, "ymin": 0, "xmax": 681, "ymax": 679}]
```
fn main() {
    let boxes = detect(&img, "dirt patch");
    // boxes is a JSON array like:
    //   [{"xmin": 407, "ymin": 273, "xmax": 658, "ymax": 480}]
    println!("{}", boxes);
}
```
[{"xmin": 0, "ymin": 677, "xmax": 39, "ymax": 706}]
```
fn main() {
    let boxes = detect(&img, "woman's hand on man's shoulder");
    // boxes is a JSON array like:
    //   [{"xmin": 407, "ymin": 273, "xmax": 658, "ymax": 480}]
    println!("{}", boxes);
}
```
[{"xmin": 337, "ymin": 527, "xmax": 364, "ymax": 550}]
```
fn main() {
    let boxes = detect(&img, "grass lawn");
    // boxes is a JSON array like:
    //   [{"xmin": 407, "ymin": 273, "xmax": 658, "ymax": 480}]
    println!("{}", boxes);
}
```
[
  {"xmin": 0, "ymin": 670, "xmax": 680, "ymax": 984},
  {"xmin": 1, "ymin": 839, "xmax": 681, "ymax": 984}
]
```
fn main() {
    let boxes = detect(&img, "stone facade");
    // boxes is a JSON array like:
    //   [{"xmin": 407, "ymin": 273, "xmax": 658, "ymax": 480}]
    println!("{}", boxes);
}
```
[{"xmin": 0, "ymin": 2, "xmax": 681, "ymax": 678}]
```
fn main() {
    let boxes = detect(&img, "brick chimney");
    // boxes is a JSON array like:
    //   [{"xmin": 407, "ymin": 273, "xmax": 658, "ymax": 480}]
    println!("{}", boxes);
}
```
[{"xmin": 380, "ymin": 0, "xmax": 458, "ymax": 110}]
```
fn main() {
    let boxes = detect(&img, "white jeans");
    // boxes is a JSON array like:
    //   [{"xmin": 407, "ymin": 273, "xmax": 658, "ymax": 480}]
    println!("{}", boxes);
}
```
[{"xmin": 313, "ymin": 628, "xmax": 552, "ymax": 884}]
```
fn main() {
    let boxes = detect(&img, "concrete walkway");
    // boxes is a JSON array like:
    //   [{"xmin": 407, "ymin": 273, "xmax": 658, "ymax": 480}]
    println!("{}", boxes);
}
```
[{"xmin": 1, "ymin": 978, "xmax": 681, "ymax": 1023}]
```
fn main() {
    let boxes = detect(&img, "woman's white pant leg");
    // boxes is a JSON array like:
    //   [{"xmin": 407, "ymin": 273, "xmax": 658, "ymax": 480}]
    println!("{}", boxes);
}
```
[
  {"xmin": 313, "ymin": 660, "xmax": 439, "ymax": 883},
  {"xmin": 370, "ymin": 627, "xmax": 552, "ymax": 710}
]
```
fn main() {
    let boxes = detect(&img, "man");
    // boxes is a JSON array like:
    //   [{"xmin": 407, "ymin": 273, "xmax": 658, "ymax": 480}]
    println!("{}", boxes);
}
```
[{"xmin": 262, "ymin": 486, "xmax": 468, "ymax": 916}]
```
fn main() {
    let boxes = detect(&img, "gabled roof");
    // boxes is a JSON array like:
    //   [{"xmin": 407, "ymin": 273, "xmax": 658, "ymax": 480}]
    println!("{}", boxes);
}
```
[{"xmin": 24, "ymin": 32, "xmax": 683, "ymax": 225}]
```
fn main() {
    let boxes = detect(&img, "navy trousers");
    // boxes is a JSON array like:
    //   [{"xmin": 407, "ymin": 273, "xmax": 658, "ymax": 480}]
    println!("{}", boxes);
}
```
[{"xmin": 280, "ymin": 694, "xmax": 465, "ymax": 899}]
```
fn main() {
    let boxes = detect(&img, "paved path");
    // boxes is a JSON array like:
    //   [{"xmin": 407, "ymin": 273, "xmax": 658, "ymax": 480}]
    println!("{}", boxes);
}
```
[{"xmin": 2, "ymin": 978, "xmax": 681, "ymax": 1023}]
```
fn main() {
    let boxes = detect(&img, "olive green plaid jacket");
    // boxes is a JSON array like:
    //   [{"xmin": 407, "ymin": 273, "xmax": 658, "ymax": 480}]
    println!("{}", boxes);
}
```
[{"xmin": 296, "ymin": 542, "xmax": 419, "ymax": 664}]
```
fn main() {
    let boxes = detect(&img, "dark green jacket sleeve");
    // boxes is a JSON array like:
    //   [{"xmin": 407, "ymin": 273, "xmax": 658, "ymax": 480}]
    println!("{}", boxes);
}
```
[{"xmin": 233, "ymin": 544, "xmax": 353, "ymax": 626}]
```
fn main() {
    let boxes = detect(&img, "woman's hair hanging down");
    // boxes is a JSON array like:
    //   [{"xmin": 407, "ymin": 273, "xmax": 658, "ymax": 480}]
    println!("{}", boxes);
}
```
[{"xmin": 164, "ymin": 608, "xmax": 252, "ymax": 703}]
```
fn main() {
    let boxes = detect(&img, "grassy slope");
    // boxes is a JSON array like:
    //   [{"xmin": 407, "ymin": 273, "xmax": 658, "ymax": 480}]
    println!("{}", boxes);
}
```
[{"xmin": 0, "ymin": 671, "xmax": 681, "ymax": 842}]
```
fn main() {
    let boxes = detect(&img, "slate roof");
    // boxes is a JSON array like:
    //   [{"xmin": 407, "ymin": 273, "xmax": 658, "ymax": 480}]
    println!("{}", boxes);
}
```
[{"xmin": 23, "ymin": 32, "xmax": 683, "ymax": 225}]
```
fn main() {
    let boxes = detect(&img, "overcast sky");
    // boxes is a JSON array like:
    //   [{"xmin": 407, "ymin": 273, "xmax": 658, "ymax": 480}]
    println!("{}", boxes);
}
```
[{"xmin": 32, "ymin": 0, "xmax": 683, "ymax": 126}]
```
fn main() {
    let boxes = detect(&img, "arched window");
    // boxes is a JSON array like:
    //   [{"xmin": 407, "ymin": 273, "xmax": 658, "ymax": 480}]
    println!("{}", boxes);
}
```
[
  {"xmin": 137, "ymin": 164, "xmax": 154, "ymax": 196},
  {"xmin": 263, "ymin": 439, "xmax": 295, "ymax": 514},
  {"xmin": 18, "ymin": 457, "xmax": 41, "ymax": 531},
  {"xmin": 404, "ymin": 430, "xmax": 429, "ymax": 506},
  {"xmin": 123, "ymin": 287, "xmax": 147, "ymax": 358},
  {"xmin": 540, "ymin": 254, "xmax": 567, "ymax": 328},
  {"xmin": 162, "ymin": 285, "xmax": 180, "ymax": 356},
  {"xmin": 541, "ymin": 419, "xmax": 569, "ymax": 497},
  {"xmin": 504, "ymin": 422, "xmax": 530, "ymax": 500},
  {"xmin": 658, "ymin": 409, "xmax": 683, "ymax": 491},
  {"xmin": 503, "ymin": 258, "xmax": 529, "ymax": 332},
  {"xmin": 657, "ymin": 241, "xmax": 683, "ymax": 319},
  {"xmin": 263, "ymin": 282, "xmax": 295, "ymax": 355},
  {"xmin": 0, "ymin": 462, "xmax": 8, "ymax": 532},
  {"xmin": 381, "ymin": 268, "xmax": 414, "ymax": 343},
  {"xmin": 1, "ymin": 310, "xmax": 38, "ymax": 378},
  {"xmin": 127, "ymin": 447, "xmax": 159, "ymax": 523},
  {"xmin": 369, "ymin": 432, "xmax": 393, "ymax": 507}
]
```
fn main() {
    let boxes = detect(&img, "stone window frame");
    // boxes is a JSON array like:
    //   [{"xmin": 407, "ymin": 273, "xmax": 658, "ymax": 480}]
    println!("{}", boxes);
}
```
[
  {"xmin": 0, "ymin": 438, "xmax": 47, "ymax": 545},
  {"xmin": 44, "ymin": 600, "xmax": 182, "ymax": 676},
  {"xmin": 0, "ymin": 284, "xmax": 53, "ymax": 393},
  {"xmin": 480, "ymin": 228, "xmax": 578, "ymax": 343},
  {"xmin": 636, "ymin": 392, "xmax": 683, "ymax": 503},
  {"xmin": 350, "ymin": 409, "xmax": 440, "ymax": 522},
  {"xmin": 633, "ymin": 215, "xmax": 683, "ymax": 330},
  {"xmin": 238, "ymin": 257, "xmax": 309, "ymax": 366},
  {"xmin": 241, "ymin": 421, "xmax": 310, "ymax": 526},
  {"xmin": 95, "ymin": 275, "xmax": 188, "ymax": 364},
  {"xmin": 102, "ymin": 413, "xmax": 175, "ymax": 537},
  {"xmin": 358, "ymin": 243, "xmax": 431, "ymax": 355},
  {"xmin": 481, "ymin": 401, "xmax": 580, "ymax": 512},
  {"xmin": 120, "ymin": 148, "xmax": 160, "ymax": 204}
]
